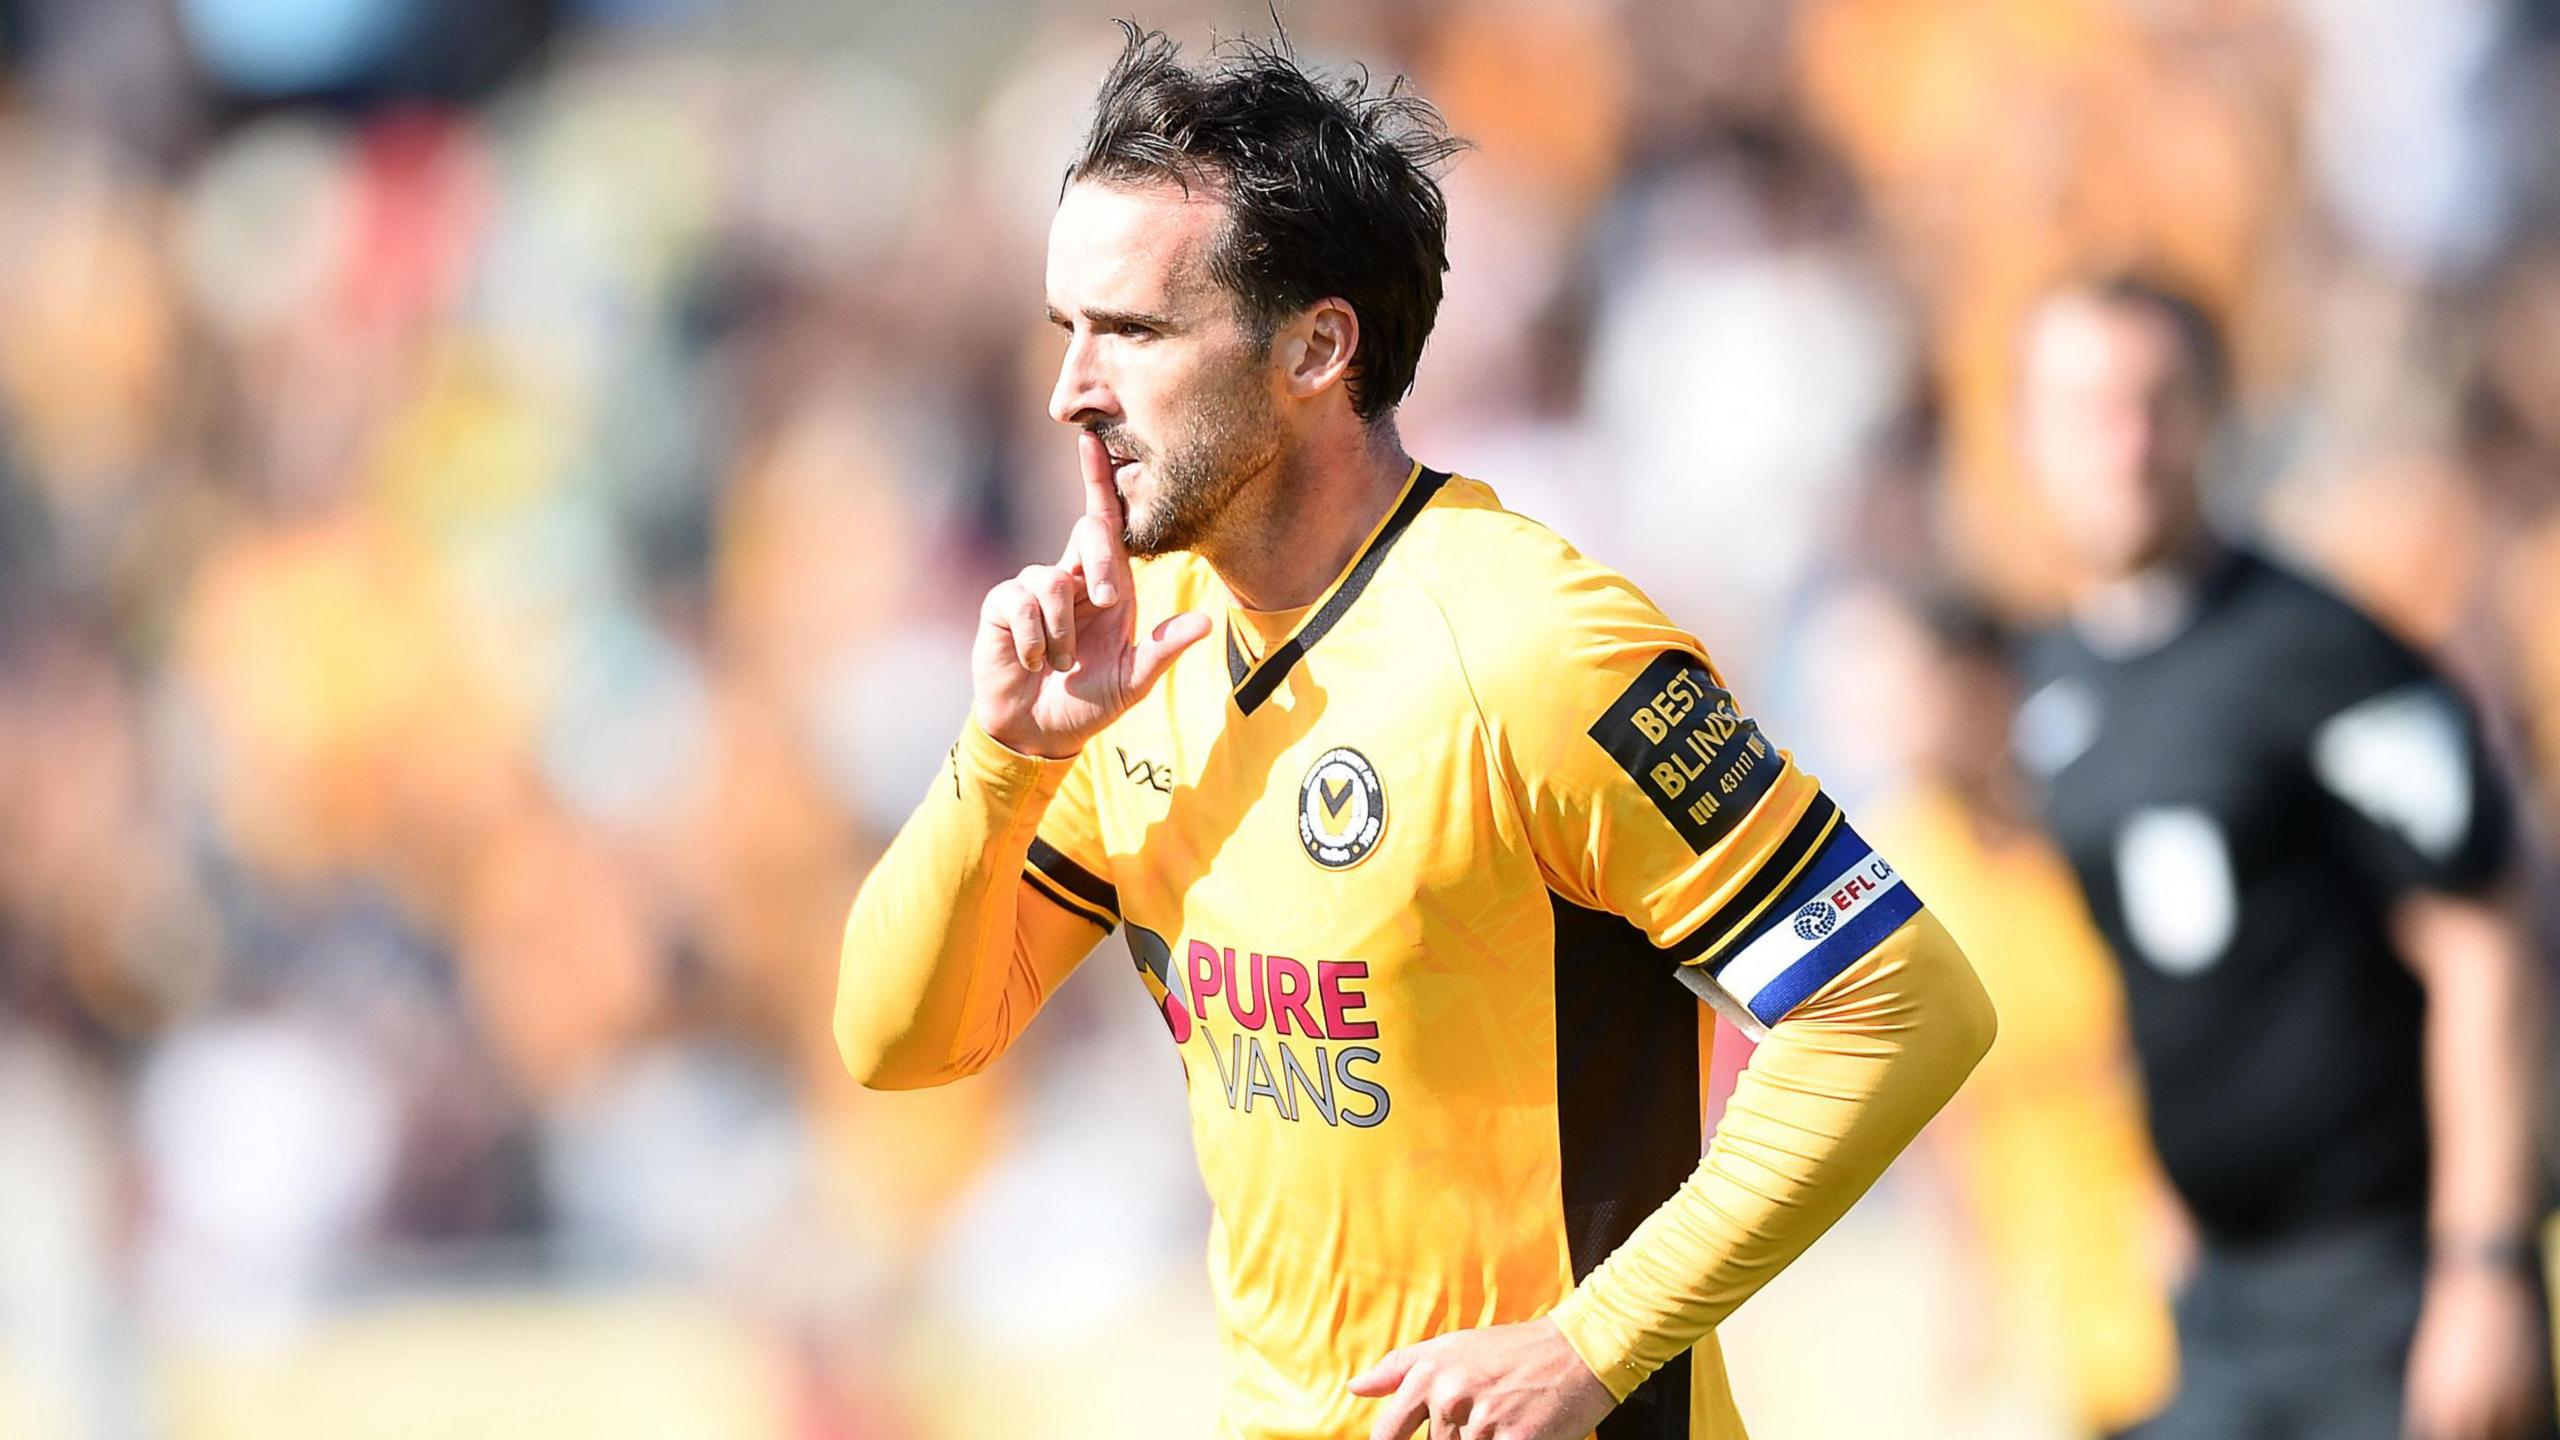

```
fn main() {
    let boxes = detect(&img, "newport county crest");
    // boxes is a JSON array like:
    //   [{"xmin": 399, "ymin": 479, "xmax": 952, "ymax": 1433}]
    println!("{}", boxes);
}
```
[{"xmin": 1298, "ymin": 747, "xmax": 1385, "ymax": 869}]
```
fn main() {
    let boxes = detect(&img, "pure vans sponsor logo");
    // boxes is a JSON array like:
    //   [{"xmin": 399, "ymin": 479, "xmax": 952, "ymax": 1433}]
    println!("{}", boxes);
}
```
[{"xmin": 1123, "ymin": 924, "xmax": 1390, "ymax": 1128}]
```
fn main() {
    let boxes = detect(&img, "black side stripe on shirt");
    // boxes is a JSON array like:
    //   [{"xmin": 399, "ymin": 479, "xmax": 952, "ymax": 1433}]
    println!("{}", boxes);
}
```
[
  {"xmin": 1225, "ymin": 623, "xmax": 1251, "ymax": 688},
  {"xmin": 1023, "ymin": 865, "xmax": 1115, "ymax": 932},
  {"xmin": 1550, "ymin": 892, "xmax": 1701, "ymax": 1439},
  {"xmin": 1668, "ymin": 790, "xmax": 1842, "ymax": 971},
  {"xmin": 1025, "ymin": 838, "xmax": 1119, "ymax": 922},
  {"xmin": 1231, "ymin": 467, "xmax": 1450, "ymax": 716}
]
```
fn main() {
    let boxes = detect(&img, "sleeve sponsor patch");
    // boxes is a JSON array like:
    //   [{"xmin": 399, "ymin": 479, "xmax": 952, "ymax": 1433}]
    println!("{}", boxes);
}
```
[{"xmin": 1586, "ymin": 650, "xmax": 1782, "ymax": 852}]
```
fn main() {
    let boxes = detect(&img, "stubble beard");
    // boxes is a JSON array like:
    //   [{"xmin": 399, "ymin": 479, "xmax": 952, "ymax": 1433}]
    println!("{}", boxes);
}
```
[{"xmin": 1103, "ymin": 369, "xmax": 1283, "ymax": 559}]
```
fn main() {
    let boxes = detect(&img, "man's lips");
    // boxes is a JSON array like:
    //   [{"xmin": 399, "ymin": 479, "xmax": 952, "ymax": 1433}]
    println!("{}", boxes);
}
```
[{"xmin": 1089, "ymin": 431, "xmax": 1141, "ymax": 488}]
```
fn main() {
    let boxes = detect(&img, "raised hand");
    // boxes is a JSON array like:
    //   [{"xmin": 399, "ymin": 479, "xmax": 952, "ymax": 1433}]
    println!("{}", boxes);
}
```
[{"xmin": 973, "ymin": 432, "xmax": 1209, "ymax": 759}]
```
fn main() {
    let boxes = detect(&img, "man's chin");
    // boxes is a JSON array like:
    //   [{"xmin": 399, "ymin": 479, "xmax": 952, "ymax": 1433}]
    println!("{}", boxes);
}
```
[
  {"xmin": 1123, "ymin": 507, "xmax": 1207, "ymax": 559},
  {"xmin": 1122, "ymin": 529, "xmax": 1185, "ymax": 560},
  {"xmin": 1118, "ymin": 504, "xmax": 1168, "ymax": 558}
]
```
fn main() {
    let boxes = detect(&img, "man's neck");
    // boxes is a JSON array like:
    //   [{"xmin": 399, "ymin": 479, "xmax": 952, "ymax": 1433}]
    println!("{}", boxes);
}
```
[
  {"xmin": 1201, "ymin": 422, "xmax": 1415, "ymax": 612},
  {"xmin": 2071, "ymin": 530, "xmax": 2228, "ymax": 657}
]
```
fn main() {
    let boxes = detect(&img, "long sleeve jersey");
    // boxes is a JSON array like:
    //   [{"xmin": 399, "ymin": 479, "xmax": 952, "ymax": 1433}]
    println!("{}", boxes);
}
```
[{"xmin": 838, "ymin": 467, "xmax": 1995, "ymax": 1439}]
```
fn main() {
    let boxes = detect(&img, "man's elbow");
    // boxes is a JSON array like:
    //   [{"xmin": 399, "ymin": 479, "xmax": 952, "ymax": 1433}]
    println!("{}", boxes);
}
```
[
  {"xmin": 1899, "ymin": 914, "xmax": 1999, "ymax": 1091},
  {"xmin": 1944, "ymin": 946, "xmax": 2000, "ymax": 1075},
  {"xmin": 833, "ymin": 999, "xmax": 971, "ymax": 1092},
  {"xmin": 854, "ymin": 1066, "xmax": 961, "ymax": 1092},
  {"xmin": 834, "ymin": 899, "xmax": 984, "ymax": 1089},
  {"xmin": 2392, "ymin": 889, "xmax": 2529, "ymax": 993}
]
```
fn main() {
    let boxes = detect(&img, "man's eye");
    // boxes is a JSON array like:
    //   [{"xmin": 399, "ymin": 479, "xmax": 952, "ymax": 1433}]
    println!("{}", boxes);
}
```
[{"xmin": 1114, "ymin": 322, "xmax": 1156, "ymax": 340}]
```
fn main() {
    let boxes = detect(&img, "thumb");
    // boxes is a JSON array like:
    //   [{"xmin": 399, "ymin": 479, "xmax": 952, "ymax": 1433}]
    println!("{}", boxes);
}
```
[
  {"xmin": 1346, "ymin": 1348, "xmax": 1417, "ymax": 1397},
  {"xmin": 1126, "ymin": 611, "xmax": 1211, "ymax": 694}
]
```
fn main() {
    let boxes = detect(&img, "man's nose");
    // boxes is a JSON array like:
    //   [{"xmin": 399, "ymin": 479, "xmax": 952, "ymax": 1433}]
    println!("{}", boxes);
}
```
[{"xmin": 1049, "ymin": 335, "xmax": 1116, "ymax": 427}]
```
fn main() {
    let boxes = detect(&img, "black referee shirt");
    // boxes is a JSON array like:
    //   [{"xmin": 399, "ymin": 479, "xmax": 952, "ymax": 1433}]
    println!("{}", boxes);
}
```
[{"xmin": 2017, "ymin": 546, "xmax": 2514, "ymax": 1241}]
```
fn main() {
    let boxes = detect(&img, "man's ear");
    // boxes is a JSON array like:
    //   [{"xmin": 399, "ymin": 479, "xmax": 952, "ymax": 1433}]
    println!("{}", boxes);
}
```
[{"xmin": 1279, "ymin": 297, "xmax": 1359, "ymax": 401}]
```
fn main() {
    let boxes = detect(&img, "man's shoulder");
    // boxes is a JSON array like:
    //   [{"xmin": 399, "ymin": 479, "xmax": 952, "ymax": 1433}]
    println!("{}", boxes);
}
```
[
  {"xmin": 1402, "ymin": 474, "xmax": 1673, "ymax": 628},
  {"xmin": 1396, "ymin": 473, "xmax": 1700, "ymax": 707},
  {"xmin": 2214, "ymin": 545, "xmax": 2433, "ymax": 696},
  {"xmin": 2016, "ymin": 547, "xmax": 2419, "ymax": 687}
]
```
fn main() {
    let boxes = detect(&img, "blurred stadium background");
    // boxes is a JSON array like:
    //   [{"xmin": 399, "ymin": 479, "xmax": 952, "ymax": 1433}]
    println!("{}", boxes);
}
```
[{"xmin": 0, "ymin": 0, "xmax": 2555, "ymax": 1435}]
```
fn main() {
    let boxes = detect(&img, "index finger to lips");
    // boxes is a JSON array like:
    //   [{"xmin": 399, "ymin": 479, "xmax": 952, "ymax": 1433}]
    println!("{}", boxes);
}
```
[{"xmin": 1077, "ymin": 432, "xmax": 1131, "ymax": 605}]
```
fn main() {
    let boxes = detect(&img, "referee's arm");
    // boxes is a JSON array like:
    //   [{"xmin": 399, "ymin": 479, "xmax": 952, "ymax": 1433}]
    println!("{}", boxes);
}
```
[
  {"xmin": 2400, "ymin": 886, "xmax": 2542, "ymax": 1258},
  {"xmin": 2396, "ymin": 889, "xmax": 2546, "ymax": 1438},
  {"xmin": 2304, "ymin": 630, "xmax": 2546, "ymax": 1438}
]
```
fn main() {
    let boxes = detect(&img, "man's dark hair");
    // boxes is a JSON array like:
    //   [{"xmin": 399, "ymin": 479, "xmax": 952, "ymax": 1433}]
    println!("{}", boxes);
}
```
[
  {"xmin": 2071, "ymin": 270, "xmax": 2232, "ymax": 408},
  {"xmin": 1065, "ymin": 22, "xmax": 1465, "ymax": 424}
]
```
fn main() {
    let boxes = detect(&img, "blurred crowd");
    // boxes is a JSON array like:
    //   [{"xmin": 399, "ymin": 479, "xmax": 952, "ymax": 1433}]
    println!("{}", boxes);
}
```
[{"xmin": 0, "ymin": 0, "xmax": 2556, "ymax": 1436}]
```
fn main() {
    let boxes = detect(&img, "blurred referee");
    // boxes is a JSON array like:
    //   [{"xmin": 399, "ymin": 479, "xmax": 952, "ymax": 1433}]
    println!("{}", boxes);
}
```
[{"xmin": 2013, "ymin": 275, "xmax": 2554, "ymax": 1440}]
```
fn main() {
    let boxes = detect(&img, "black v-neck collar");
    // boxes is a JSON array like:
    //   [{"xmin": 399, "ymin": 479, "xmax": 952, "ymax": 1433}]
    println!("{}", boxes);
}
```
[{"xmin": 1221, "ymin": 464, "xmax": 1449, "ymax": 716}]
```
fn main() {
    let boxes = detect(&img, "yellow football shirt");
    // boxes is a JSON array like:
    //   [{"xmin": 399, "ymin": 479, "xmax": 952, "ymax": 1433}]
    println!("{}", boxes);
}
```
[{"xmin": 994, "ymin": 466, "xmax": 1947, "ymax": 1437}]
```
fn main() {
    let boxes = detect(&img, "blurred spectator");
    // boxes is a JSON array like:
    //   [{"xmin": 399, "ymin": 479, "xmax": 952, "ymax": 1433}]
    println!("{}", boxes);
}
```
[
  {"xmin": 1858, "ymin": 582, "xmax": 2178, "ymax": 1439},
  {"xmin": 1582, "ymin": 120, "xmax": 1912, "ymax": 687}
]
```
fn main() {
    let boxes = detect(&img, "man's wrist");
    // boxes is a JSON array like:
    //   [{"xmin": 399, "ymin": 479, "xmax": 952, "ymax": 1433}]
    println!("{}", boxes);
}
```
[
  {"xmin": 2428, "ymin": 1228, "xmax": 2540, "ymax": 1278},
  {"xmin": 1545, "ymin": 1290, "xmax": 1654, "ymax": 1404},
  {"xmin": 954, "ymin": 717, "xmax": 1080, "ymax": 811},
  {"xmin": 969, "ymin": 708, "xmax": 1088, "ymax": 763}
]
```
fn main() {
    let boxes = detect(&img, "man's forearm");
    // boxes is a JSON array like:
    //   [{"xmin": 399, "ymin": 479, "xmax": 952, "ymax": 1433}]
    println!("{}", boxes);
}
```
[
  {"xmin": 835, "ymin": 718, "xmax": 1087, "ymax": 1089},
  {"xmin": 2401, "ymin": 893, "xmax": 2542, "ymax": 1257},
  {"xmin": 1546, "ymin": 910, "xmax": 1996, "ymax": 1398}
]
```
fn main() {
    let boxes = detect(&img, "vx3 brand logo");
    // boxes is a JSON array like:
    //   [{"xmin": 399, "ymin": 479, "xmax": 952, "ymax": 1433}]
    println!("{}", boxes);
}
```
[{"xmin": 1115, "ymin": 746, "xmax": 1172, "ymax": 794}]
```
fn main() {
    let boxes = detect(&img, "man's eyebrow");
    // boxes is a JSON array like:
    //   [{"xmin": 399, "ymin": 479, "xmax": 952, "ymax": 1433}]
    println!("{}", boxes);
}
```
[{"xmin": 1046, "ymin": 304, "xmax": 1178, "ymax": 332}]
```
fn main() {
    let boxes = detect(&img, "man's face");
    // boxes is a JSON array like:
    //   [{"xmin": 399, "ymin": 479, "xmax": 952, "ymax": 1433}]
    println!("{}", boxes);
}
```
[
  {"xmin": 1045, "ymin": 179, "xmax": 1284, "ymax": 556},
  {"xmin": 2019, "ymin": 294, "xmax": 2215, "ymax": 577}
]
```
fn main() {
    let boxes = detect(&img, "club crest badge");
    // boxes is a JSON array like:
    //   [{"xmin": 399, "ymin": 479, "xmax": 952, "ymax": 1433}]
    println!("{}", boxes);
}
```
[{"xmin": 1298, "ymin": 747, "xmax": 1384, "ymax": 869}]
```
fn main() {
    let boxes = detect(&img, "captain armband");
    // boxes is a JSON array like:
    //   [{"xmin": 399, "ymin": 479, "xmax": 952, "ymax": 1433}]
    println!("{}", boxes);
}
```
[{"xmin": 1686, "ymin": 819, "xmax": 1922, "ymax": 1027}]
